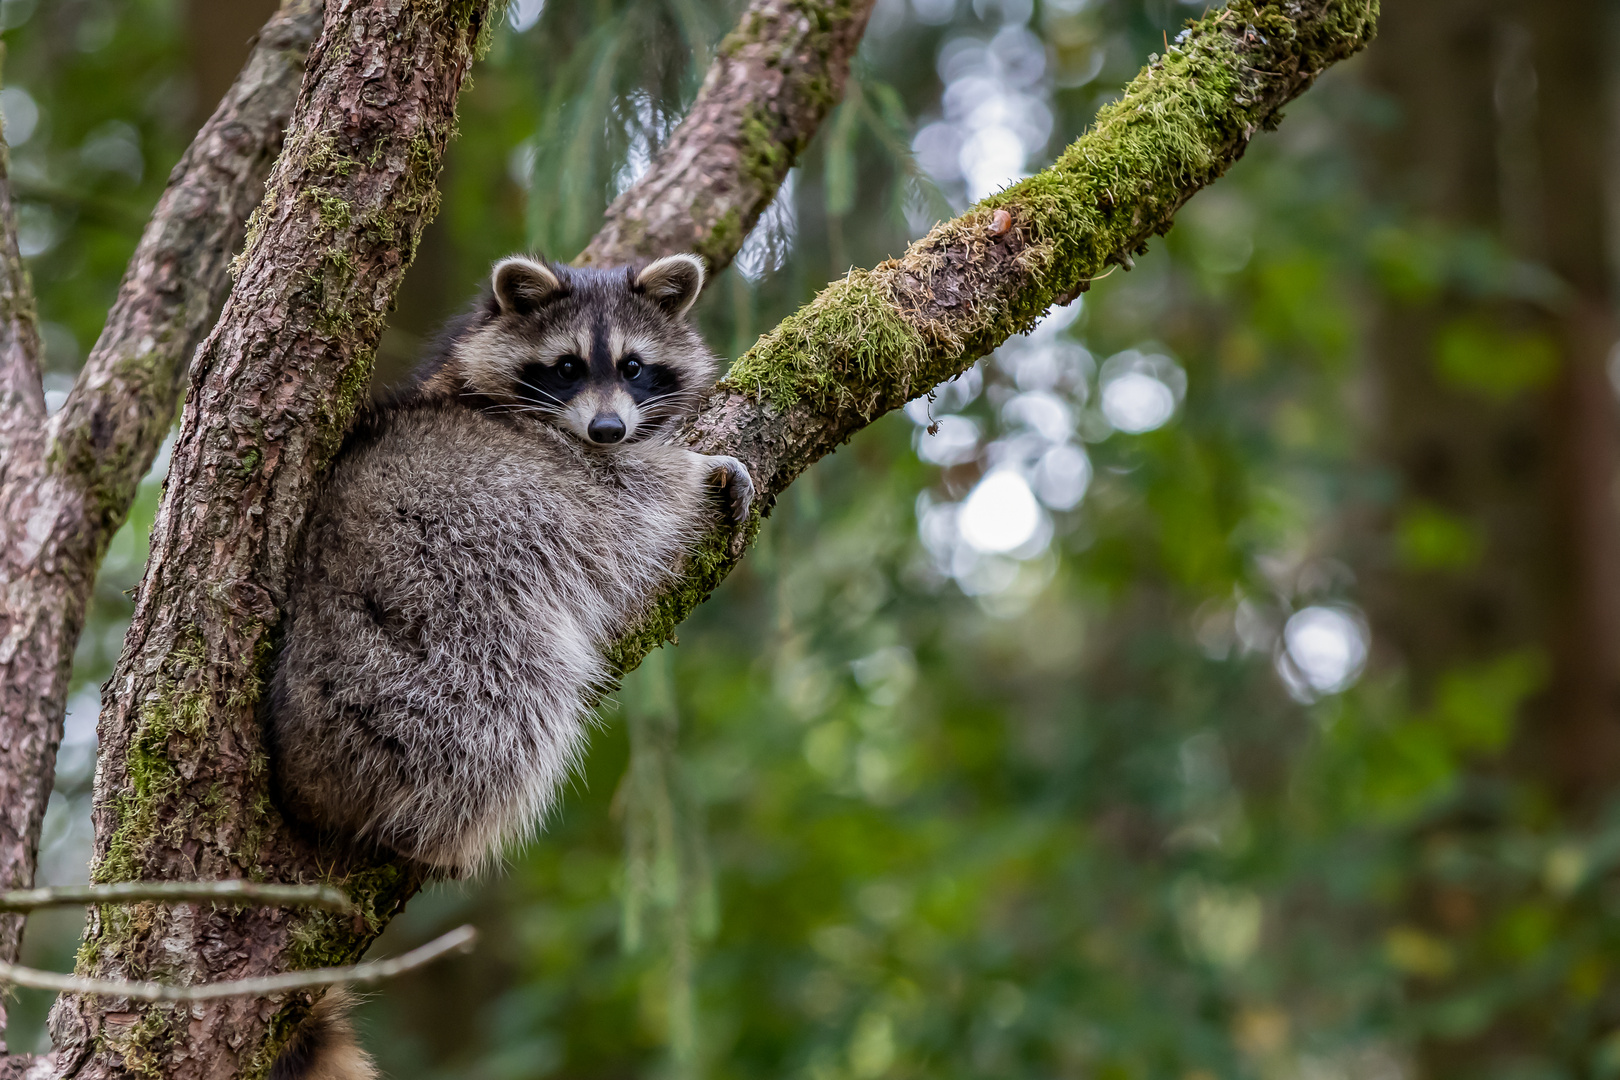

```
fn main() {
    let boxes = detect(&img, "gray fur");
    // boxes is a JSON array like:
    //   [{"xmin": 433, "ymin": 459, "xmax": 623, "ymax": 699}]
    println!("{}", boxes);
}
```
[{"xmin": 268, "ymin": 255, "xmax": 751, "ymax": 872}]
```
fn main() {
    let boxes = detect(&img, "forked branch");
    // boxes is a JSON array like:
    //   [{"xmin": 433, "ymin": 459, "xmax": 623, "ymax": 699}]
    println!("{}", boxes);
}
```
[{"xmin": 36, "ymin": 2, "xmax": 1377, "ymax": 1079}]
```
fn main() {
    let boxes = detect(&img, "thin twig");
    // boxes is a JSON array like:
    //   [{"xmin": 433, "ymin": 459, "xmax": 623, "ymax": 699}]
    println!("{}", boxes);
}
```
[
  {"xmin": 0, "ymin": 925, "xmax": 476, "ymax": 1002},
  {"xmin": 0, "ymin": 880, "xmax": 356, "ymax": 916}
]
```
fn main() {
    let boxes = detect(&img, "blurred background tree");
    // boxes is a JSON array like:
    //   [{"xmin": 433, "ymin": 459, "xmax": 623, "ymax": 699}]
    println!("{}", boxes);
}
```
[{"xmin": 6, "ymin": 0, "xmax": 1620, "ymax": 1077}]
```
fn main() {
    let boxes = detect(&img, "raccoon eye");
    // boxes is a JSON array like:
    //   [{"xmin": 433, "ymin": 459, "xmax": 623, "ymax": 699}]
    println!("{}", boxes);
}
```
[
  {"xmin": 621, "ymin": 357, "xmax": 642, "ymax": 379},
  {"xmin": 556, "ymin": 356, "xmax": 585, "ymax": 381}
]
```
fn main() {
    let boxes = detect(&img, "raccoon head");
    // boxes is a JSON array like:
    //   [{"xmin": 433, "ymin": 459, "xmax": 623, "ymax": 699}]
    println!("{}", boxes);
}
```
[{"xmin": 443, "ymin": 254, "xmax": 717, "ymax": 447}]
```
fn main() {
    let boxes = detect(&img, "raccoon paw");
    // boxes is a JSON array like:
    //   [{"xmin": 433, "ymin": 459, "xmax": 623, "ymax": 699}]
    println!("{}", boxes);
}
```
[{"xmin": 703, "ymin": 454, "xmax": 755, "ymax": 526}]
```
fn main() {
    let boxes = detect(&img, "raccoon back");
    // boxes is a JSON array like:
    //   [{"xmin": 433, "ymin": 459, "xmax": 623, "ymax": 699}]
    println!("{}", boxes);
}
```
[{"xmin": 269, "ymin": 401, "xmax": 710, "ymax": 869}]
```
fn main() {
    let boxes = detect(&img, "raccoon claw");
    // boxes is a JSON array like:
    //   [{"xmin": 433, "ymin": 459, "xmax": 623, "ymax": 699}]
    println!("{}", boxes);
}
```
[{"xmin": 704, "ymin": 454, "xmax": 755, "ymax": 526}]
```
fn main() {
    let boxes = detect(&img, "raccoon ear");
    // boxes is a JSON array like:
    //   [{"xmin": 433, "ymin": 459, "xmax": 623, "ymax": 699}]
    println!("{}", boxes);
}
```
[
  {"xmin": 633, "ymin": 254, "xmax": 705, "ymax": 317},
  {"xmin": 492, "ymin": 257, "xmax": 565, "ymax": 316}
]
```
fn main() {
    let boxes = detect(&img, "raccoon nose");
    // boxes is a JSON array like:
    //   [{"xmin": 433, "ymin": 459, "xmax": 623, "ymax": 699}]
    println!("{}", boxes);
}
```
[{"xmin": 587, "ymin": 414, "xmax": 626, "ymax": 444}]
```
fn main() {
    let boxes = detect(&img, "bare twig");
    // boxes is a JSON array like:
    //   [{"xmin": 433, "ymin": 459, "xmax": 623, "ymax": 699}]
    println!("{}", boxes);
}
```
[
  {"xmin": 0, "ymin": 880, "xmax": 355, "ymax": 916},
  {"xmin": 0, "ymin": 36, "xmax": 46, "ymax": 1059},
  {"xmin": 0, "ymin": 924, "xmax": 474, "ymax": 1002}
]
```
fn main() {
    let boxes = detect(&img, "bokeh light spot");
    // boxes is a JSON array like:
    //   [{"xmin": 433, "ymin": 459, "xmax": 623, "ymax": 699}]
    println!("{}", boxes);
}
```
[{"xmin": 959, "ymin": 469, "xmax": 1041, "ymax": 554}]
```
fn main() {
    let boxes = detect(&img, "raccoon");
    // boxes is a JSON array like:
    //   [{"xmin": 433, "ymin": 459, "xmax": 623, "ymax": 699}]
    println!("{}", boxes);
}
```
[{"xmin": 267, "ymin": 253, "xmax": 752, "ymax": 874}]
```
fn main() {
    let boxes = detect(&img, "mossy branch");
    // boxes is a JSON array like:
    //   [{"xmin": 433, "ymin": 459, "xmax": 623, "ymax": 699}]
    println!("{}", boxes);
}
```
[{"xmin": 608, "ymin": 0, "xmax": 1380, "ymax": 671}]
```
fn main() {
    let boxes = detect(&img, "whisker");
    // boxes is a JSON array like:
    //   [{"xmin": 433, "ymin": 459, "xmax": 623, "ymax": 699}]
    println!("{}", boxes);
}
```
[
  {"xmin": 513, "ymin": 380, "xmax": 570, "ymax": 407},
  {"xmin": 475, "ymin": 402, "xmax": 565, "ymax": 418}
]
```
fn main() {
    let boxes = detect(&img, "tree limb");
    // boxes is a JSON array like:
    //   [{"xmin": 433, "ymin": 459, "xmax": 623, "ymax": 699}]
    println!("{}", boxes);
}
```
[
  {"xmin": 0, "ymin": 105, "xmax": 42, "ymax": 480},
  {"xmin": 0, "ymin": 925, "xmax": 473, "ymax": 1002},
  {"xmin": 575, "ymin": 0, "xmax": 875, "ymax": 270},
  {"xmin": 0, "ymin": 0, "xmax": 321, "ymax": 1029}
]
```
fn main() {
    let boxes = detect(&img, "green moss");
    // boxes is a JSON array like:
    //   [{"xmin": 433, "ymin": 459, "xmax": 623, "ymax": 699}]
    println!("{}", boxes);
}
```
[
  {"xmin": 474, "ymin": 0, "xmax": 511, "ymax": 59},
  {"xmin": 312, "ymin": 191, "xmax": 353, "ymax": 233},
  {"xmin": 302, "ymin": 132, "xmax": 355, "ymax": 180},
  {"xmin": 725, "ymin": 0, "xmax": 1376, "ymax": 413},
  {"xmin": 607, "ymin": 515, "xmax": 763, "ymax": 675},
  {"xmin": 229, "ymin": 194, "xmax": 274, "ymax": 278},
  {"xmin": 718, "ymin": 9, "xmax": 768, "ymax": 57},
  {"xmin": 248, "ymin": 997, "xmax": 317, "ymax": 1080},
  {"xmin": 94, "ymin": 628, "xmax": 211, "ymax": 884},
  {"xmin": 117, "ymin": 1006, "xmax": 173, "ymax": 1079},
  {"xmin": 73, "ymin": 914, "xmax": 103, "ymax": 972},
  {"xmin": 724, "ymin": 271, "xmax": 930, "ymax": 409},
  {"xmin": 45, "ymin": 342, "xmax": 178, "ymax": 536},
  {"xmin": 737, "ymin": 104, "xmax": 789, "ymax": 192},
  {"xmin": 693, "ymin": 208, "xmax": 743, "ymax": 271}
]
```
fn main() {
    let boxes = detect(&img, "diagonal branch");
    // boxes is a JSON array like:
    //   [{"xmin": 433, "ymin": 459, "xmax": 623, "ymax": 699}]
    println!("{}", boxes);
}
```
[
  {"xmin": 608, "ymin": 0, "xmax": 1381, "ymax": 672},
  {"xmin": 0, "ymin": 0, "xmax": 321, "ymax": 1017},
  {"xmin": 576, "ymin": 0, "xmax": 876, "ymax": 270}
]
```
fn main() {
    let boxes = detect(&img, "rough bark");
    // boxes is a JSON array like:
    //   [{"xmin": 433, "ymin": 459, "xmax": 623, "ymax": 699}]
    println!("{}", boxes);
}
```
[
  {"xmin": 575, "ymin": 0, "xmax": 875, "ymax": 271},
  {"xmin": 0, "ymin": 0, "xmax": 319, "ymax": 1050},
  {"xmin": 0, "ymin": 65, "xmax": 46, "ymax": 1056},
  {"xmin": 0, "ymin": 132, "xmax": 41, "ymax": 480},
  {"xmin": 51, "ymin": 2, "xmax": 494, "ymax": 1077}
]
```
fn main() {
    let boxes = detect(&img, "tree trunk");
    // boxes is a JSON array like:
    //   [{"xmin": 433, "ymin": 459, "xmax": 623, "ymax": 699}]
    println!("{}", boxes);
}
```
[
  {"xmin": 49, "ymin": 2, "xmax": 494, "ymax": 1075},
  {"xmin": 0, "ymin": 79, "xmax": 47, "ymax": 1057}
]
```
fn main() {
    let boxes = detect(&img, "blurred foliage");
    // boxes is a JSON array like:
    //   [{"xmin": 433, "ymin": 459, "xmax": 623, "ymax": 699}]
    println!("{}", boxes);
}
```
[{"xmin": 8, "ymin": 0, "xmax": 1620, "ymax": 1078}]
